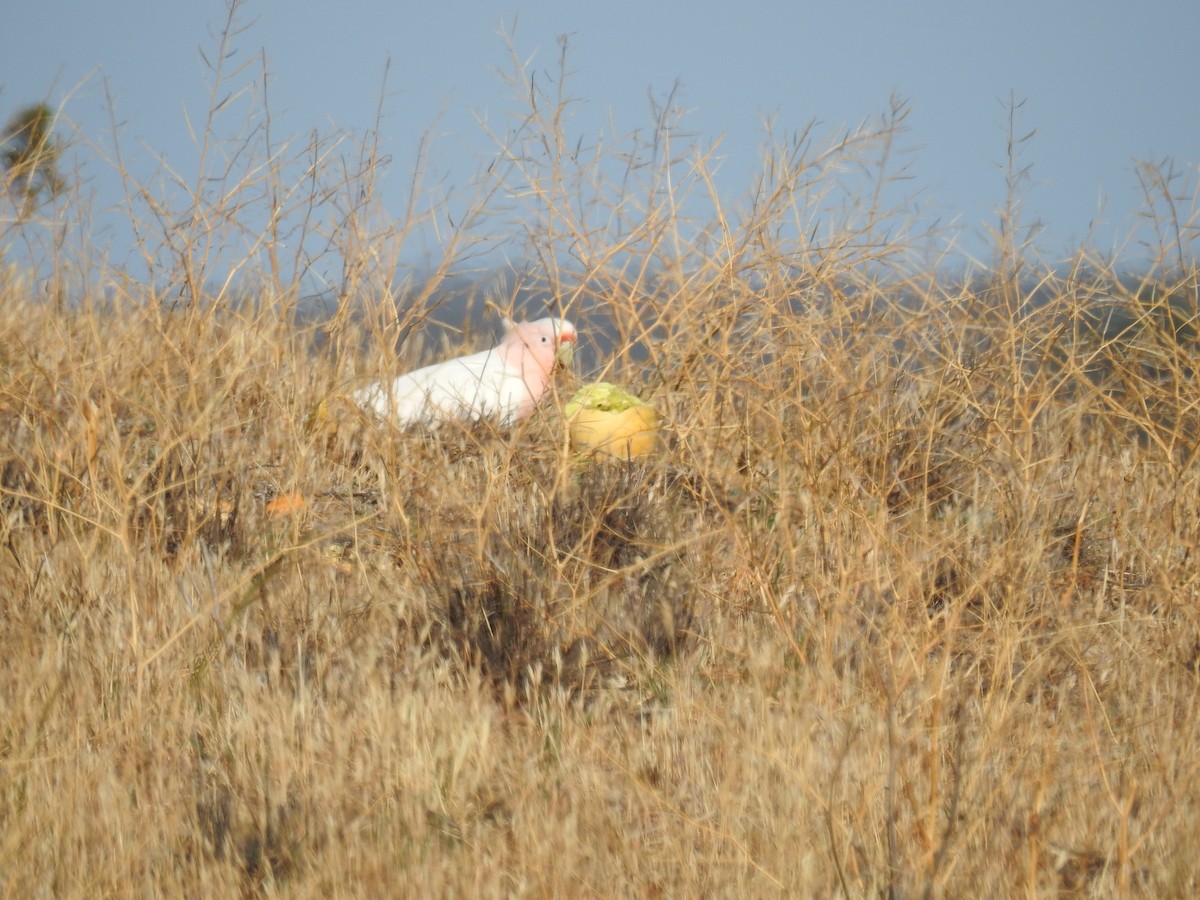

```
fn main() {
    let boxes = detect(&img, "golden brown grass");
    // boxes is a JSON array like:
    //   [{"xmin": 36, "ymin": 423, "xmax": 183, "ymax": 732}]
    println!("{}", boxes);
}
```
[{"xmin": 3, "ymin": 13, "xmax": 1200, "ymax": 897}]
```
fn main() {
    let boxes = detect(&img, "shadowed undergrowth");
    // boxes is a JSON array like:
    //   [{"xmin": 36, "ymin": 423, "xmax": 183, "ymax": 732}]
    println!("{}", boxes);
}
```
[{"xmin": 3, "ymin": 11, "xmax": 1200, "ymax": 897}]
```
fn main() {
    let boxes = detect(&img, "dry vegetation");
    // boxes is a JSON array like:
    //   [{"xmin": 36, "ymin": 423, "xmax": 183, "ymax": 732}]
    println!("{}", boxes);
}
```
[{"xmin": 4, "ymin": 12, "xmax": 1200, "ymax": 898}]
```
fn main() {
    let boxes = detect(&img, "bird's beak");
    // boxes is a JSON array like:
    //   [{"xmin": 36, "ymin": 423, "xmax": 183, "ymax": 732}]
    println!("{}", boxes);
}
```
[{"xmin": 556, "ymin": 331, "xmax": 577, "ymax": 368}]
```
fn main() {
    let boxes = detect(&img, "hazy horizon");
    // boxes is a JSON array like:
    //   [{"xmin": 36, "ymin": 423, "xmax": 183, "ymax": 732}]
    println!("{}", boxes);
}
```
[{"xmin": 3, "ymin": 1, "xmax": 1198, "ymax": 281}]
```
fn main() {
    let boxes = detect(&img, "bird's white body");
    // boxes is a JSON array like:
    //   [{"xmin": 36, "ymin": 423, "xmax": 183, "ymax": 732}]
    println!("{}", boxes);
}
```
[{"xmin": 356, "ymin": 317, "xmax": 577, "ymax": 427}]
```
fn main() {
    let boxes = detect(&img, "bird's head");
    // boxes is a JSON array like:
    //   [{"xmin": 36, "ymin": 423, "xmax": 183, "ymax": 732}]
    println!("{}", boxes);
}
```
[{"xmin": 503, "ymin": 317, "xmax": 577, "ymax": 373}]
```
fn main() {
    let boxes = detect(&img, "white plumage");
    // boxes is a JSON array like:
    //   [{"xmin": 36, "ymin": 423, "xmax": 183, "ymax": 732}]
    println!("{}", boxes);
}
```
[{"xmin": 356, "ymin": 317, "xmax": 577, "ymax": 427}]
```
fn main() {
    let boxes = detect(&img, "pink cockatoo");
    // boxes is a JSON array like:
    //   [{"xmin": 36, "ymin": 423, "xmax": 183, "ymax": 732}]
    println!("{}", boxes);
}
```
[{"xmin": 356, "ymin": 317, "xmax": 577, "ymax": 427}]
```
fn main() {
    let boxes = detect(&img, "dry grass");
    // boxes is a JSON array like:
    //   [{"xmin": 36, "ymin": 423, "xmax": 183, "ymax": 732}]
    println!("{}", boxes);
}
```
[{"xmin": 4, "ymin": 12, "xmax": 1200, "ymax": 897}]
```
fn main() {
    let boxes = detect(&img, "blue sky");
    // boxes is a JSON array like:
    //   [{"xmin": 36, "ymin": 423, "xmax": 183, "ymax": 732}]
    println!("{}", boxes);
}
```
[{"xmin": 4, "ymin": 0, "xmax": 1198, "ymax": 276}]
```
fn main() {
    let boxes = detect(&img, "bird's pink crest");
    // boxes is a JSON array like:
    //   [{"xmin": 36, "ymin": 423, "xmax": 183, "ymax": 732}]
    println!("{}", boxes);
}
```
[{"xmin": 499, "ymin": 317, "xmax": 577, "ymax": 376}]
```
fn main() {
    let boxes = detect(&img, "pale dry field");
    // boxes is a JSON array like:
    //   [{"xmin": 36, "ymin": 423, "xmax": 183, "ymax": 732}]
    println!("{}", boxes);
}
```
[{"xmin": 3, "ymin": 15, "xmax": 1200, "ymax": 897}]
